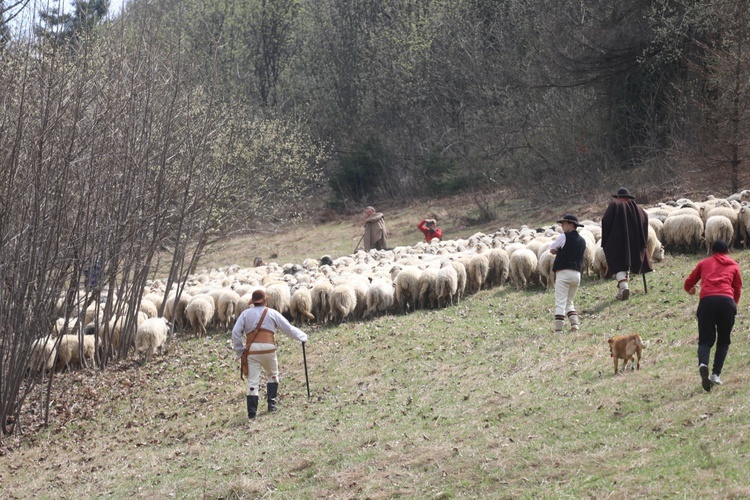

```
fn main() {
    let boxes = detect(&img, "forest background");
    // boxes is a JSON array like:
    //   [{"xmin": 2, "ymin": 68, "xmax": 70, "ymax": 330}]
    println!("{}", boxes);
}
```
[{"xmin": 1, "ymin": 0, "xmax": 750, "ymax": 441}]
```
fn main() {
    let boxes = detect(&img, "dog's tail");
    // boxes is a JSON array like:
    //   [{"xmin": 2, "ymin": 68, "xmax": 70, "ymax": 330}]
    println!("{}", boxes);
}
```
[{"xmin": 637, "ymin": 337, "xmax": 650, "ymax": 349}]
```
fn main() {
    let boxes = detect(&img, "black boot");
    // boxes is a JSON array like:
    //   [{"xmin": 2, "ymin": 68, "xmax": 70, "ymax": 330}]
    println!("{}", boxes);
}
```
[
  {"xmin": 267, "ymin": 382, "xmax": 279, "ymax": 412},
  {"xmin": 246, "ymin": 395, "xmax": 259, "ymax": 419}
]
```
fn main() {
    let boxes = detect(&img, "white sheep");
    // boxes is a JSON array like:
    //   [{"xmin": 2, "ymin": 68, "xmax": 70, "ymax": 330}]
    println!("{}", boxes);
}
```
[
  {"xmin": 578, "ymin": 228, "xmax": 597, "ymax": 275},
  {"xmin": 393, "ymin": 266, "xmax": 421, "ymax": 314},
  {"xmin": 739, "ymin": 206, "xmax": 750, "ymax": 247},
  {"xmin": 436, "ymin": 262, "xmax": 458, "ymax": 308},
  {"xmin": 509, "ymin": 248, "xmax": 538, "ymax": 290},
  {"xmin": 139, "ymin": 298, "xmax": 158, "ymax": 319},
  {"xmin": 56, "ymin": 334, "xmax": 96, "ymax": 371},
  {"xmin": 28, "ymin": 337, "xmax": 57, "ymax": 374},
  {"xmin": 418, "ymin": 268, "xmax": 440, "ymax": 309},
  {"xmin": 331, "ymin": 283, "xmax": 358, "ymax": 323},
  {"xmin": 217, "ymin": 289, "xmax": 241, "ymax": 329},
  {"xmin": 648, "ymin": 217, "xmax": 664, "ymax": 242},
  {"xmin": 485, "ymin": 248, "xmax": 510, "ymax": 288},
  {"xmin": 466, "ymin": 253, "xmax": 490, "ymax": 294},
  {"xmin": 143, "ymin": 292, "xmax": 164, "ymax": 313},
  {"xmin": 450, "ymin": 260, "xmax": 467, "ymax": 304},
  {"xmin": 290, "ymin": 285, "xmax": 316, "ymax": 326},
  {"xmin": 537, "ymin": 250, "xmax": 555, "ymax": 290},
  {"xmin": 662, "ymin": 214, "xmax": 704, "ymax": 253},
  {"xmin": 185, "ymin": 295, "xmax": 215, "ymax": 337},
  {"xmin": 312, "ymin": 280, "xmax": 334, "ymax": 324},
  {"xmin": 135, "ymin": 317, "xmax": 170, "ymax": 362},
  {"xmin": 704, "ymin": 215, "xmax": 734, "ymax": 254},
  {"xmin": 102, "ymin": 311, "xmax": 147, "ymax": 354},
  {"xmin": 365, "ymin": 278, "xmax": 395, "ymax": 317},
  {"xmin": 164, "ymin": 292, "xmax": 192, "ymax": 330},
  {"xmin": 646, "ymin": 225, "xmax": 665, "ymax": 262},
  {"xmin": 593, "ymin": 244, "xmax": 607, "ymax": 279},
  {"xmin": 266, "ymin": 282, "xmax": 292, "ymax": 317}
]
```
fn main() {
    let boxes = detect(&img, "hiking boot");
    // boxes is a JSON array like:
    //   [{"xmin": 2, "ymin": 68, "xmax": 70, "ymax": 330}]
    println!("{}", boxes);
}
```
[
  {"xmin": 700, "ymin": 364, "xmax": 712, "ymax": 392},
  {"xmin": 620, "ymin": 288, "xmax": 630, "ymax": 300},
  {"xmin": 710, "ymin": 373, "xmax": 722, "ymax": 385},
  {"xmin": 267, "ymin": 382, "xmax": 279, "ymax": 412},
  {"xmin": 246, "ymin": 395, "xmax": 259, "ymax": 419}
]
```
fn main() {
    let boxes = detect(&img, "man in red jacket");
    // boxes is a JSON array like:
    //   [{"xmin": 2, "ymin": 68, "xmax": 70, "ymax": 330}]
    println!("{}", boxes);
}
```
[
  {"xmin": 684, "ymin": 239, "xmax": 742, "ymax": 392},
  {"xmin": 418, "ymin": 218, "xmax": 442, "ymax": 243}
]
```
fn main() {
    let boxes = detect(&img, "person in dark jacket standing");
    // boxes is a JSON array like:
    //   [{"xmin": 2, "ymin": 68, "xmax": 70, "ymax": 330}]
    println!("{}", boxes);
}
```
[
  {"xmin": 601, "ymin": 187, "xmax": 653, "ymax": 300},
  {"xmin": 363, "ymin": 206, "xmax": 389, "ymax": 251},
  {"xmin": 549, "ymin": 214, "xmax": 587, "ymax": 333},
  {"xmin": 684, "ymin": 240, "xmax": 742, "ymax": 392}
]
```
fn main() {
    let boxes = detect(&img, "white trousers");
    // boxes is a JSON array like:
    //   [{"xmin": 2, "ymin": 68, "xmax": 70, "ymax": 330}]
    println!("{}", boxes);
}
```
[
  {"xmin": 245, "ymin": 343, "xmax": 279, "ymax": 396},
  {"xmin": 554, "ymin": 269, "xmax": 581, "ymax": 317}
]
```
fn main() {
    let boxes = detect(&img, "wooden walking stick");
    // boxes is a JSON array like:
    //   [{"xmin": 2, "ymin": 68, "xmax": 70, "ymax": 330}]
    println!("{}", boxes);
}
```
[
  {"xmin": 642, "ymin": 273, "xmax": 648, "ymax": 294},
  {"xmin": 354, "ymin": 233, "xmax": 364, "ymax": 253},
  {"xmin": 302, "ymin": 342, "xmax": 311, "ymax": 398}
]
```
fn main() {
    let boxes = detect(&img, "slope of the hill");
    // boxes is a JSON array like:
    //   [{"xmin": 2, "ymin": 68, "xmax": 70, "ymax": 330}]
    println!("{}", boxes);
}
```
[{"xmin": 2, "ymin": 191, "xmax": 750, "ymax": 497}]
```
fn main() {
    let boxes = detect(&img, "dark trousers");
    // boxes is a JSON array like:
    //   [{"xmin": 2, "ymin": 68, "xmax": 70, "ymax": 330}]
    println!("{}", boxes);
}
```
[{"xmin": 696, "ymin": 295, "xmax": 736, "ymax": 376}]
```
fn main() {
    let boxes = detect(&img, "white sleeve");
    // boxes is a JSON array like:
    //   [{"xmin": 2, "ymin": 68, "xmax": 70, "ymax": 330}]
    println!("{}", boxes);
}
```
[
  {"xmin": 231, "ymin": 311, "xmax": 249, "ymax": 356},
  {"xmin": 269, "ymin": 309, "xmax": 309, "ymax": 342},
  {"xmin": 549, "ymin": 233, "xmax": 567, "ymax": 251}
]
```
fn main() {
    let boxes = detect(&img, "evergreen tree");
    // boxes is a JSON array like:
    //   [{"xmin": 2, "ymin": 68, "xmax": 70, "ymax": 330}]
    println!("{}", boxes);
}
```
[{"xmin": 36, "ymin": 0, "xmax": 110, "ymax": 46}]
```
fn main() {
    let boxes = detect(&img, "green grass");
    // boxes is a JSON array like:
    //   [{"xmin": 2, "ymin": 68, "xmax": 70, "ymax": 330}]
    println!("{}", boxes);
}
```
[{"xmin": 3, "ymin": 198, "xmax": 750, "ymax": 497}]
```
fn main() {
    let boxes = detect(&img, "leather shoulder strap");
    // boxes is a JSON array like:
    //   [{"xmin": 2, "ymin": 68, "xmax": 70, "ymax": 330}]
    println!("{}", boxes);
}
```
[{"xmin": 245, "ymin": 307, "xmax": 269, "ymax": 346}]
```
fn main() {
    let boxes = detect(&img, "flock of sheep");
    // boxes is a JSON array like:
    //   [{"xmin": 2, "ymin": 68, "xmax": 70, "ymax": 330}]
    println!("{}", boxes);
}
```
[{"xmin": 28, "ymin": 190, "xmax": 750, "ymax": 375}]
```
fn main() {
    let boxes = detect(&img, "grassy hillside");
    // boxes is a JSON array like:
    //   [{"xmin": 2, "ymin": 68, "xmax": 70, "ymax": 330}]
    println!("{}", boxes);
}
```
[{"xmin": 2, "ymin": 195, "xmax": 750, "ymax": 497}]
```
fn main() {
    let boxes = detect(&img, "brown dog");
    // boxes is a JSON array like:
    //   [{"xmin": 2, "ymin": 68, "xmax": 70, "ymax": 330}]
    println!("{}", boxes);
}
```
[{"xmin": 608, "ymin": 334, "xmax": 648, "ymax": 375}]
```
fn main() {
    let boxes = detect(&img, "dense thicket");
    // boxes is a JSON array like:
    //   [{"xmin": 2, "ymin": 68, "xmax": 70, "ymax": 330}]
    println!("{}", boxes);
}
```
[
  {"xmin": 0, "ymin": 1, "xmax": 323, "ymax": 437},
  {"xmin": 110, "ymin": 0, "xmax": 750, "ymax": 204}
]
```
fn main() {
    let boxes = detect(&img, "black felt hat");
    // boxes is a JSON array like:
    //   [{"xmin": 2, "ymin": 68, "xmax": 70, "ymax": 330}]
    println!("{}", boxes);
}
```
[
  {"xmin": 556, "ymin": 214, "xmax": 583, "ymax": 228},
  {"xmin": 612, "ymin": 187, "xmax": 635, "ymax": 199}
]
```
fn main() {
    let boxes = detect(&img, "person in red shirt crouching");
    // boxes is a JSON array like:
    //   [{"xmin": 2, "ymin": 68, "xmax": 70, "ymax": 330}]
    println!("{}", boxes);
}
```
[
  {"xmin": 684, "ymin": 239, "xmax": 742, "ymax": 392},
  {"xmin": 418, "ymin": 218, "xmax": 442, "ymax": 243}
]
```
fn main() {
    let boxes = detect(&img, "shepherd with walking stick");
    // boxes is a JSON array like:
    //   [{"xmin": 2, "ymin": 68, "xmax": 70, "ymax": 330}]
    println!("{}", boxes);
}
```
[
  {"xmin": 232, "ymin": 290, "xmax": 309, "ymax": 420},
  {"xmin": 362, "ymin": 206, "xmax": 388, "ymax": 251},
  {"xmin": 601, "ymin": 188, "xmax": 653, "ymax": 300}
]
